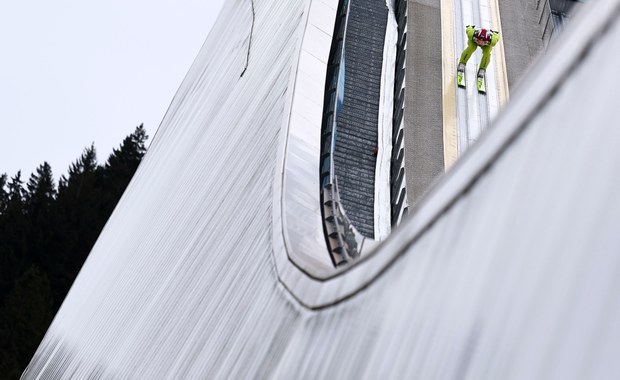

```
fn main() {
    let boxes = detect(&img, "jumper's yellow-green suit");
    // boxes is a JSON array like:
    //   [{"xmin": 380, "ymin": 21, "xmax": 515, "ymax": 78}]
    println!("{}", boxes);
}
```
[{"xmin": 458, "ymin": 25, "xmax": 500, "ymax": 73}]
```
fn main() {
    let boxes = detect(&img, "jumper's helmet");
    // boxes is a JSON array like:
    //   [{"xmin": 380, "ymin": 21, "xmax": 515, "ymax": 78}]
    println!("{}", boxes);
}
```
[
  {"xmin": 473, "ymin": 28, "xmax": 492, "ymax": 45},
  {"xmin": 475, "ymin": 28, "xmax": 490, "ymax": 40}
]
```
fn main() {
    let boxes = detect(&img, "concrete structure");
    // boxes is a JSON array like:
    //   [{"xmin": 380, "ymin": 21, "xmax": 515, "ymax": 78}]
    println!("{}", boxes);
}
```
[{"xmin": 23, "ymin": 0, "xmax": 620, "ymax": 378}]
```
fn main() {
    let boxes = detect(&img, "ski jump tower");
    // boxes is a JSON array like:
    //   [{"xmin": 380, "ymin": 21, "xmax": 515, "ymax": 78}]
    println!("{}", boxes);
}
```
[{"xmin": 24, "ymin": 0, "xmax": 620, "ymax": 378}]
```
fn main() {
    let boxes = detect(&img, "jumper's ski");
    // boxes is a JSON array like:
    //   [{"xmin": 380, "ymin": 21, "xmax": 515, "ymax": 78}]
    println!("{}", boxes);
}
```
[
  {"xmin": 477, "ymin": 69, "xmax": 486, "ymax": 94},
  {"xmin": 457, "ymin": 69, "xmax": 466, "ymax": 88},
  {"xmin": 477, "ymin": 76, "xmax": 486, "ymax": 93},
  {"xmin": 457, "ymin": 64, "xmax": 466, "ymax": 88}
]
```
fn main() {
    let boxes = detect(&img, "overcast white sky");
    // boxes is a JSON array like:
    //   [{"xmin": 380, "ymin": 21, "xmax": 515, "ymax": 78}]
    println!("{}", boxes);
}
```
[{"xmin": 0, "ymin": 0, "xmax": 225, "ymax": 181}]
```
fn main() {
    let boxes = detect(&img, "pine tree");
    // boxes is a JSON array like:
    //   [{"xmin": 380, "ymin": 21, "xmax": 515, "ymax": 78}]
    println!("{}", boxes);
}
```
[
  {"xmin": 59, "ymin": 143, "xmax": 99, "ymax": 195},
  {"xmin": 26, "ymin": 163, "xmax": 56, "ymax": 215},
  {"xmin": 0, "ymin": 173, "xmax": 13, "ymax": 300},
  {"xmin": 0, "ymin": 174, "xmax": 8, "ymax": 214},
  {"xmin": 0, "ymin": 265, "xmax": 54, "ymax": 377},
  {"xmin": 0, "ymin": 173, "xmax": 28, "ymax": 300},
  {"xmin": 0, "ymin": 126, "xmax": 149, "ymax": 377},
  {"xmin": 53, "ymin": 145, "xmax": 104, "ymax": 309},
  {"xmin": 102, "ymin": 124, "xmax": 149, "ymax": 211},
  {"xmin": 24, "ymin": 163, "xmax": 59, "ymax": 280},
  {"xmin": 7, "ymin": 171, "xmax": 26, "ymax": 209}
]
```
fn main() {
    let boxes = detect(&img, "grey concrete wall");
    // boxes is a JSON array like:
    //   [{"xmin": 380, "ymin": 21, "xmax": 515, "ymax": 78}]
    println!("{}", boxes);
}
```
[
  {"xmin": 403, "ymin": 0, "xmax": 445, "ymax": 206},
  {"xmin": 498, "ymin": 0, "xmax": 552, "ymax": 89}
]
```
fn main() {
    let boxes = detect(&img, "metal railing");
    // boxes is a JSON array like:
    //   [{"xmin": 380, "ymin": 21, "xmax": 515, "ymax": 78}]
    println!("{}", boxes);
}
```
[
  {"xmin": 390, "ymin": 0, "xmax": 409, "ymax": 227},
  {"xmin": 320, "ymin": 0, "xmax": 409, "ymax": 267},
  {"xmin": 320, "ymin": 0, "xmax": 364, "ymax": 267}
]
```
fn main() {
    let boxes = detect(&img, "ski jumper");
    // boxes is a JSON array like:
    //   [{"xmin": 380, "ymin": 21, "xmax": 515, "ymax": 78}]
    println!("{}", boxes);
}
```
[{"xmin": 458, "ymin": 25, "xmax": 499, "ymax": 71}]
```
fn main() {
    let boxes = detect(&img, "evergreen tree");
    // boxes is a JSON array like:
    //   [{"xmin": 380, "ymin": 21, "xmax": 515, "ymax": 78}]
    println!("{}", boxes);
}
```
[
  {"xmin": 0, "ymin": 174, "xmax": 8, "ymax": 214},
  {"xmin": 0, "ymin": 125, "xmax": 149, "ymax": 377},
  {"xmin": 0, "ymin": 173, "xmax": 28, "ymax": 299},
  {"xmin": 26, "ymin": 163, "xmax": 56, "ymax": 216},
  {"xmin": 0, "ymin": 266, "xmax": 54, "ymax": 378},
  {"xmin": 59, "ymin": 143, "xmax": 99, "ymax": 194},
  {"xmin": 102, "ymin": 124, "xmax": 149, "ymax": 212},
  {"xmin": 7, "ymin": 171, "xmax": 26, "ymax": 209},
  {"xmin": 53, "ymin": 145, "xmax": 103, "ymax": 309},
  {"xmin": 24, "ymin": 163, "xmax": 59, "ymax": 283}
]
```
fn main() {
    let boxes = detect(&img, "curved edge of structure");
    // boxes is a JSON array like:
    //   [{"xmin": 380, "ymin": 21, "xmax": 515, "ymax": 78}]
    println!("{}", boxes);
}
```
[
  {"xmin": 273, "ymin": 0, "xmax": 398, "ymax": 282},
  {"xmin": 273, "ymin": 0, "xmax": 340, "ymax": 279},
  {"xmin": 273, "ymin": 0, "xmax": 619, "ymax": 309}
]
